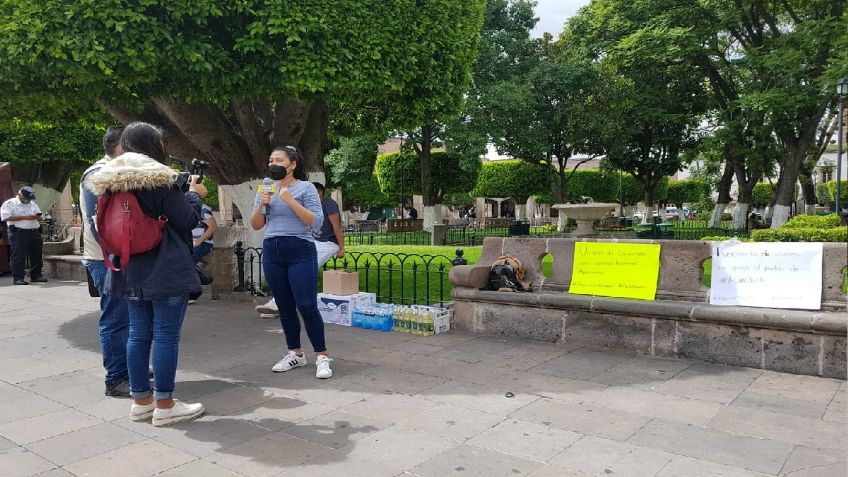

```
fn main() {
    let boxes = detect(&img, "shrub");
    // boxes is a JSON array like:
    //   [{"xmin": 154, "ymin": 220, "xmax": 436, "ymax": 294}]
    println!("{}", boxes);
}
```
[
  {"xmin": 751, "ymin": 183, "xmax": 774, "ymax": 208},
  {"xmin": 816, "ymin": 183, "xmax": 832, "ymax": 206},
  {"xmin": 781, "ymin": 213, "xmax": 841, "ymax": 229},
  {"xmin": 825, "ymin": 180, "xmax": 848, "ymax": 203},
  {"xmin": 751, "ymin": 227, "xmax": 847, "ymax": 242}
]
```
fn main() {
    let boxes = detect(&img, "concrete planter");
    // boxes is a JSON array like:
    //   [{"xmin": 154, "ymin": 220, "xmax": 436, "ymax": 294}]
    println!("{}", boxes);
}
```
[{"xmin": 42, "ymin": 235, "xmax": 75, "ymax": 255}]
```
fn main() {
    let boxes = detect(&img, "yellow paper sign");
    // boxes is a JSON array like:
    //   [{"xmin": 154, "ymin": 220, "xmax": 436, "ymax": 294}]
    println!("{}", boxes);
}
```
[{"xmin": 569, "ymin": 242, "xmax": 661, "ymax": 300}]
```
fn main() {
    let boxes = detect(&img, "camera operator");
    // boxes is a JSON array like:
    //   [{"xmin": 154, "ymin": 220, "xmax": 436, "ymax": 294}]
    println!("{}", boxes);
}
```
[
  {"xmin": 0, "ymin": 186, "xmax": 46, "ymax": 285},
  {"xmin": 187, "ymin": 180, "xmax": 217, "ymax": 304}
]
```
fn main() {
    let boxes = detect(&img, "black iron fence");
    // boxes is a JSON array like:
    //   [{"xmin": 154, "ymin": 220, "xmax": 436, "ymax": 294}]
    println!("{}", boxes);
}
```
[
  {"xmin": 344, "ymin": 229, "xmax": 431, "ymax": 246},
  {"xmin": 444, "ymin": 222, "xmax": 639, "ymax": 246},
  {"xmin": 234, "ymin": 242, "xmax": 466, "ymax": 306}
]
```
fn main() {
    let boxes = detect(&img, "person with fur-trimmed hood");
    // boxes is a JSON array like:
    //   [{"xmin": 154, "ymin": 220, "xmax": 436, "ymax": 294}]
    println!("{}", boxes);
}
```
[{"xmin": 87, "ymin": 122, "xmax": 205, "ymax": 427}]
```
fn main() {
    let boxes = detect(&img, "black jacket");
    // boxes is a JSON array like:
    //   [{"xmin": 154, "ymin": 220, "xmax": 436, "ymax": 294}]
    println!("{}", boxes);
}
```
[{"xmin": 87, "ymin": 152, "xmax": 202, "ymax": 300}]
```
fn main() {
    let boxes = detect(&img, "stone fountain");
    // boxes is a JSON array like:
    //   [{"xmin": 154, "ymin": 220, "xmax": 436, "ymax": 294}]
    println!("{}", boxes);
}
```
[{"xmin": 552, "ymin": 203, "xmax": 617, "ymax": 236}]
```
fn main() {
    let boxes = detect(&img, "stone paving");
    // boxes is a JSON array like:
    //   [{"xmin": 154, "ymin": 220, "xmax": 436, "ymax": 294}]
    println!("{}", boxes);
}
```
[{"xmin": 0, "ymin": 280, "xmax": 845, "ymax": 477}]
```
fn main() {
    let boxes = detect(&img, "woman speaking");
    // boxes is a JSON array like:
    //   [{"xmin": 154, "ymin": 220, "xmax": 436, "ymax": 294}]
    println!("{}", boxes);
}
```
[{"xmin": 250, "ymin": 146, "xmax": 331, "ymax": 378}]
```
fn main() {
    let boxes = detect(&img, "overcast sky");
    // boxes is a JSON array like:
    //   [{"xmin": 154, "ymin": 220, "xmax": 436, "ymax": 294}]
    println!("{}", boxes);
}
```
[{"xmin": 531, "ymin": 0, "xmax": 590, "ymax": 38}]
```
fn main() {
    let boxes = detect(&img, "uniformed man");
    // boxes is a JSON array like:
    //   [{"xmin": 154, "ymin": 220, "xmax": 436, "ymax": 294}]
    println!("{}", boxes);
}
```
[{"xmin": 0, "ymin": 186, "xmax": 46, "ymax": 285}]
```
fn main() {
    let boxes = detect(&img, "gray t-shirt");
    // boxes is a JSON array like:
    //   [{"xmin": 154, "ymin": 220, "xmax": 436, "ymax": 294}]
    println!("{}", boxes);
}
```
[{"xmin": 317, "ymin": 197, "xmax": 340, "ymax": 243}]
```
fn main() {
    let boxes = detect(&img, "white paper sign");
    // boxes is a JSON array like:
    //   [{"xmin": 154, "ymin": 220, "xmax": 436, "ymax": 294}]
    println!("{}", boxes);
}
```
[{"xmin": 709, "ymin": 242, "xmax": 823, "ymax": 310}]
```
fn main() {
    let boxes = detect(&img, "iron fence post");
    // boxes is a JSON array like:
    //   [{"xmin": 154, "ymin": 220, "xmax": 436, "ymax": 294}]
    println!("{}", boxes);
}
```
[
  {"xmin": 452, "ymin": 249, "xmax": 467, "ymax": 266},
  {"xmin": 234, "ymin": 241, "xmax": 249, "ymax": 292}
]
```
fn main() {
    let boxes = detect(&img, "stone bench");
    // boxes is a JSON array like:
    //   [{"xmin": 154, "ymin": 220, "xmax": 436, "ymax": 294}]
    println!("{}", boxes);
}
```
[{"xmin": 449, "ymin": 237, "xmax": 847, "ymax": 378}]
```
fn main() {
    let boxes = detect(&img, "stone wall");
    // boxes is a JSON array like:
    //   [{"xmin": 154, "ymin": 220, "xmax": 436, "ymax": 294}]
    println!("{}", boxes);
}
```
[{"xmin": 450, "ymin": 237, "xmax": 847, "ymax": 378}]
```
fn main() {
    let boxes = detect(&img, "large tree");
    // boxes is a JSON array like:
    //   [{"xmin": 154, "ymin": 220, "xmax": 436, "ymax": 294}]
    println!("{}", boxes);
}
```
[
  {"xmin": 481, "ymin": 54, "xmax": 608, "ymax": 205},
  {"xmin": 0, "ymin": 1, "xmax": 486, "ymax": 185},
  {"xmin": 567, "ymin": 0, "xmax": 845, "ymax": 227}
]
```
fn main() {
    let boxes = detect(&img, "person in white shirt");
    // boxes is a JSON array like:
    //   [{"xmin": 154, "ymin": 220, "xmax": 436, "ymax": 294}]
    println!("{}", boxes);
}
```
[{"xmin": 0, "ymin": 186, "xmax": 46, "ymax": 285}]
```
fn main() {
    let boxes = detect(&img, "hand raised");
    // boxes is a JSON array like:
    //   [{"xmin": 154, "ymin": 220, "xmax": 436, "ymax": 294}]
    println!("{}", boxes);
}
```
[
  {"xmin": 278, "ymin": 186, "xmax": 294, "ymax": 204},
  {"xmin": 259, "ymin": 193, "xmax": 272, "ymax": 206}
]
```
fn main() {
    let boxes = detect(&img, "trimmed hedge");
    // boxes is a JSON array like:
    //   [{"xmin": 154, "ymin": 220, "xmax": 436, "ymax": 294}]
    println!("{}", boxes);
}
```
[
  {"xmin": 780, "ymin": 213, "xmax": 842, "ymax": 229},
  {"xmin": 533, "ymin": 170, "xmax": 668, "ymax": 205},
  {"xmin": 472, "ymin": 160, "xmax": 549, "ymax": 200},
  {"xmin": 750, "ymin": 227, "xmax": 847, "ymax": 242}
]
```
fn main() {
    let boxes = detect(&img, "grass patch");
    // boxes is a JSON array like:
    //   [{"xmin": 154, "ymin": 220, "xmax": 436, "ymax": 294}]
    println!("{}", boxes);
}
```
[{"xmin": 326, "ymin": 245, "xmax": 553, "ymax": 305}]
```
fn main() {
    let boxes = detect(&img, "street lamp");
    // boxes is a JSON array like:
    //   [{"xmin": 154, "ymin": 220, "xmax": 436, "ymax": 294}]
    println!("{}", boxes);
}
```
[{"xmin": 836, "ymin": 77, "xmax": 848, "ymax": 215}]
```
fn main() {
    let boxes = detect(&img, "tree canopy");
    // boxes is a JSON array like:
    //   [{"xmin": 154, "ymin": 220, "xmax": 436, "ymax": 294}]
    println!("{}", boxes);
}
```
[
  {"xmin": 0, "ymin": 0, "xmax": 486, "ymax": 183},
  {"xmin": 374, "ymin": 150, "xmax": 480, "ymax": 202},
  {"xmin": 0, "ymin": 119, "xmax": 103, "ymax": 189},
  {"xmin": 471, "ymin": 160, "xmax": 549, "ymax": 201}
]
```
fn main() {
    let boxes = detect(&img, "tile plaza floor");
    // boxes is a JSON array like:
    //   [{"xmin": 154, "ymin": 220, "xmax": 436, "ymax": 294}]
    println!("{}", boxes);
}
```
[{"xmin": 0, "ymin": 280, "xmax": 845, "ymax": 476}]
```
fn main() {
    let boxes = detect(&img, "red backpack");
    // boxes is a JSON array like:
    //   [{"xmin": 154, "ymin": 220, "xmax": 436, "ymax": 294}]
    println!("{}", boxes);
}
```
[{"xmin": 96, "ymin": 191, "xmax": 168, "ymax": 272}]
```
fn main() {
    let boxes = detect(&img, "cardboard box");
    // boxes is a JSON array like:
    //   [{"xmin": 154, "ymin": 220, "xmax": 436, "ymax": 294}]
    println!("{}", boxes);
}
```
[
  {"xmin": 317, "ymin": 292, "xmax": 376, "ymax": 326},
  {"xmin": 323, "ymin": 270, "xmax": 360, "ymax": 296}
]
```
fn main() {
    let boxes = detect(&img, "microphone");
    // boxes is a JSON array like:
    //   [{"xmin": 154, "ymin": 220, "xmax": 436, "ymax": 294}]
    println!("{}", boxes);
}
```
[{"xmin": 260, "ymin": 178, "xmax": 274, "ymax": 215}]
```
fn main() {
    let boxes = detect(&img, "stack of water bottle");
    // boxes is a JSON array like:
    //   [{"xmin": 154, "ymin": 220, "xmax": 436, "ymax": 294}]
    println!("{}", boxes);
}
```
[
  {"xmin": 351, "ymin": 303, "xmax": 395, "ymax": 331},
  {"xmin": 350, "ymin": 304, "xmax": 441, "ymax": 335},
  {"xmin": 393, "ymin": 305, "xmax": 437, "ymax": 336}
]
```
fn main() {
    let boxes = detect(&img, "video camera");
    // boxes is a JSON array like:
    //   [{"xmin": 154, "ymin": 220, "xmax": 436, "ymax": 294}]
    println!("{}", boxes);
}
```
[{"xmin": 189, "ymin": 158, "xmax": 209, "ymax": 183}]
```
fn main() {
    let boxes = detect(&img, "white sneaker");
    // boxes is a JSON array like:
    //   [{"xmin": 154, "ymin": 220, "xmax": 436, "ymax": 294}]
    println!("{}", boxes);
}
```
[
  {"xmin": 130, "ymin": 402, "xmax": 155, "ymax": 421},
  {"xmin": 152, "ymin": 400, "xmax": 205, "ymax": 427},
  {"xmin": 315, "ymin": 355, "xmax": 333, "ymax": 379},
  {"xmin": 256, "ymin": 298, "xmax": 278, "ymax": 315},
  {"xmin": 259, "ymin": 313, "xmax": 277, "ymax": 319},
  {"xmin": 187, "ymin": 300, "xmax": 197, "ymax": 305},
  {"xmin": 272, "ymin": 351, "xmax": 307, "ymax": 372}
]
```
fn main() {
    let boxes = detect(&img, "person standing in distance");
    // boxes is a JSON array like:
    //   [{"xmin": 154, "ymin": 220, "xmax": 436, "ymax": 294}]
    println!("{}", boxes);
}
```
[
  {"xmin": 1, "ymin": 186, "xmax": 46, "ymax": 285},
  {"xmin": 255, "ymin": 181, "xmax": 345, "ymax": 318},
  {"xmin": 80, "ymin": 125, "xmax": 132, "ymax": 397},
  {"xmin": 250, "ymin": 146, "xmax": 331, "ymax": 378}
]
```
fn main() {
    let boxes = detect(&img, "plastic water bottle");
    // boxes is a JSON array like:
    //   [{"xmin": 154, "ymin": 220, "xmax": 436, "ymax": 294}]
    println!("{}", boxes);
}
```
[
  {"xmin": 351, "ymin": 307, "xmax": 362, "ymax": 328},
  {"xmin": 424, "ymin": 308, "xmax": 434, "ymax": 335},
  {"xmin": 363, "ymin": 307, "xmax": 375, "ymax": 330},
  {"xmin": 381, "ymin": 305, "xmax": 393, "ymax": 331}
]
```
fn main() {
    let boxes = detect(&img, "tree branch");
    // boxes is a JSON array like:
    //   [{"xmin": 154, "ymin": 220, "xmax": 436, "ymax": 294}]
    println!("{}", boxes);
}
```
[
  {"xmin": 230, "ymin": 99, "xmax": 271, "ymax": 169},
  {"xmin": 151, "ymin": 97, "xmax": 257, "ymax": 182},
  {"xmin": 297, "ymin": 99, "xmax": 329, "ymax": 175},
  {"xmin": 272, "ymin": 100, "xmax": 310, "ymax": 146}
]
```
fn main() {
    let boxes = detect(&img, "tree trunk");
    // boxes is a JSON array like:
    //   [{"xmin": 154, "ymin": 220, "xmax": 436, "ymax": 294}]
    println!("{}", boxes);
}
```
[
  {"xmin": 733, "ymin": 182, "xmax": 754, "ymax": 230},
  {"xmin": 100, "ymin": 97, "xmax": 328, "ymax": 185},
  {"xmin": 709, "ymin": 161, "xmax": 735, "ymax": 228},
  {"xmin": 218, "ymin": 181, "xmax": 266, "ymax": 250},
  {"xmin": 514, "ymin": 198, "xmax": 527, "ymax": 221},
  {"xmin": 422, "ymin": 205, "xmax": 442, "ymax": 231},
  {"xmin": 799, "ymin": 170, "xmax": 817, "ymax": 215},
  {"xmin": 732, "ymin": 203, "xmax": 749, "ymax": 229},
  {"xmin": 418, "ymin": 124, "xmax": 436, "ymax": 207},
  {"xmin": 771, "ymin": 149, "xmax": 803, "ymax": 228}
]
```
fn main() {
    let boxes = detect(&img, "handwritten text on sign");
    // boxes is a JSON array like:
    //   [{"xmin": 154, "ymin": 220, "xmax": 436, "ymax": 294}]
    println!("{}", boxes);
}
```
[
  {"xmin": 709, "ymin": 242, "xmax": 823, "ymax": 310},
  {"xmin": 569, "ymin": 242, "xmax": 661, "ymax": 300}
]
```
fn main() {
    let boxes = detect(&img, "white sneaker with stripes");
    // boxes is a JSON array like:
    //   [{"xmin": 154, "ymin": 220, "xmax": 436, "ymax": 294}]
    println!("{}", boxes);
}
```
[{"xmin": 272, "ymin": 351, "xmax": 307, "ymax": 372}]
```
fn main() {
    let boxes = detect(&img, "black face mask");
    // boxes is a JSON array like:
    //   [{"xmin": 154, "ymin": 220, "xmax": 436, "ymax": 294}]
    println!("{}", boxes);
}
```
[{"xmin": 268, "ymin": 164, "xmax": 287, "ymax": 181}]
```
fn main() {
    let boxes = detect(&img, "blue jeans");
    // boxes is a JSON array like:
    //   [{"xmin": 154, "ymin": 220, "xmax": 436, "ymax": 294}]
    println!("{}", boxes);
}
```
[
  {"xmin": 126, "ymin": 296, "xmax": 188, "ymax": 399},
  {"xmin": 192, "ymin": 242, "xmax": 213, "ymax": 263},
  {"xmin": 263, "ymin": 236, "xmax": 326, "ymax": 353},
  {"xmin": 83, "ymin": 259, "xmax": 129, "ymax": 384}
]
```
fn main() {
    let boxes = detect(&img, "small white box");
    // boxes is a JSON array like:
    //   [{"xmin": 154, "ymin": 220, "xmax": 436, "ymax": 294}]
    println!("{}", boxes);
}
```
[{"xmin": 317, "ymin": 292, "xmax": 376, "ymax": 326}]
